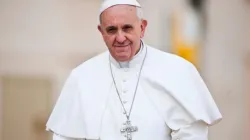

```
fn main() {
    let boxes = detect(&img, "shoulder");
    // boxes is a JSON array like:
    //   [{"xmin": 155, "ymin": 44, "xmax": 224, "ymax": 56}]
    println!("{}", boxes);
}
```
[
  {"xmin": 146, "ymin": 45, "xmax": 194, "ymax": 70},
  {"xmin": 70, "ymin": 50, "xmax": 109, "ymax": 77}
]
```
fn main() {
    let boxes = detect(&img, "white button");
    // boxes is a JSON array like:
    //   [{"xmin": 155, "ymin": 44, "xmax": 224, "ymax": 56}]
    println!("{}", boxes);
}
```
[
  {"xmin": 122, "ymin": 79, "xmax": 127, "ymax": 82},
  {"xmin": 122, "ymin": 101, "xmax": 127, "ymax": 104},
  {"xmin": 123, "ymin": 89, "xmax": 128, "ymax": 93},
  {"xmin": 124, "ymin": 68, "xmax": 129, "ymax": 72}
]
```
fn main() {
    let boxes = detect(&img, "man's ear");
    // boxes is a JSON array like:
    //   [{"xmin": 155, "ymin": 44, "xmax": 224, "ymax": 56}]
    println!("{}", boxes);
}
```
[
  {"xmin": 140, "ymin": 19, "xmax": 148, "ymax": 38},
  {"xmin": 98, "ymin": 25, "xmax": 103, "ymax": 35}
]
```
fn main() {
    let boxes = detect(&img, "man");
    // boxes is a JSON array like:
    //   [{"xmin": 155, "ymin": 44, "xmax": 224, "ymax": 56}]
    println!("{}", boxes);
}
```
[{"xmin": 46, "ymin": 0, "xmax": 222, "ymax": 140}]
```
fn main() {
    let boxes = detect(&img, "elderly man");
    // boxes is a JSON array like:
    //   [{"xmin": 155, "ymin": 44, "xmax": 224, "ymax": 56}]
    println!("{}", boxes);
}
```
[{"xmin": 46, "ymin": 0, "xmax": 222, "ymax": 140}]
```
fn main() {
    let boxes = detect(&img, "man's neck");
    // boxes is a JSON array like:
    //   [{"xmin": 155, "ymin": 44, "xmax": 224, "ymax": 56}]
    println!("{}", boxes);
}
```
[{"xmin": 118, "ymin": 42, "xmax": 143, "ymax": 68}]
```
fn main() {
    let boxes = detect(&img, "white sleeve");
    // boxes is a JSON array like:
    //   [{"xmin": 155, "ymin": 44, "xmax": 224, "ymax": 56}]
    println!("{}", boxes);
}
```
[
  {"xmin": 53, "ymin": 134, "xmax": 85, "ymax": 140},
  {"xmin": 171, "ymin": 121, "xmax": 208, "ymax": 140}
]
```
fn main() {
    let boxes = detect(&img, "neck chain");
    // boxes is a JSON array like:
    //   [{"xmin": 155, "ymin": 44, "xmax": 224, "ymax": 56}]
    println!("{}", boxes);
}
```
[{"xmin": 109, "ymin": 46, "xmax": 147, "ymax": 121}]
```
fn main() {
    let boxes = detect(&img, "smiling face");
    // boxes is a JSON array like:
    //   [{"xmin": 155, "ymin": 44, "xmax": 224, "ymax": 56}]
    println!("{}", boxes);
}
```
[{"xmin": 98, "ymin": 5, "xmax": 147, "ymax": 62}]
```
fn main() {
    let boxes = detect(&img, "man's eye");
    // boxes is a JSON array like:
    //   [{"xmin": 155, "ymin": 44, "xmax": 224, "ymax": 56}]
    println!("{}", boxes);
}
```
[
  {"xmin": 108, "ymin": 29, "xmax": 115, "ymax": 33},
  {"xmin": 123, "ymin": 26, "xmax": 132, "ymax": 32},
  {"xmin": 106, "ymin": 28, "xmax": 117, "ymax": 33}
]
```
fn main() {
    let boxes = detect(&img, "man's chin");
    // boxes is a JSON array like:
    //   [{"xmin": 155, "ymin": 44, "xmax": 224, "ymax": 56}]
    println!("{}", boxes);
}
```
[
  {"xmin": 116, "ymin": 58, "xmax": 130, "ymax": 62},
  {"xmin": 115, "ymin": 55, "xmax": 131, "ymax": 62}
]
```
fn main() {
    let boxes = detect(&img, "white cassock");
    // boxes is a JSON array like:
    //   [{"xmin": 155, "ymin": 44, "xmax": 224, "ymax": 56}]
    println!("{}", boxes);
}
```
[{"xmin": 46, "ymin": 41, "xmax": 222, "ymax": 140}]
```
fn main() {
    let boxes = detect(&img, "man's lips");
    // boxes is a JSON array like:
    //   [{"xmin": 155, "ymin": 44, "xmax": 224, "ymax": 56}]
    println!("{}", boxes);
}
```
[
  {"xmin": 114, "ymin": 45, "xmax": 130, "ymax": 53},
  {"xmin": 113, "ymin": 44, "xmax": 130, "ymax": 47}
]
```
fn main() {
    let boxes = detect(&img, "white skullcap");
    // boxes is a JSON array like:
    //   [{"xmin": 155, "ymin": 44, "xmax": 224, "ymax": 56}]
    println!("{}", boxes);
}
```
[{"xmin": 99, "ymin": 0, "xmax": 141, "ymax": 16}]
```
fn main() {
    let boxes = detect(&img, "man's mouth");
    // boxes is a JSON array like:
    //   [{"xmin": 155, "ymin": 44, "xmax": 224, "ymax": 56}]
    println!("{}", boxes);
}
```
[{"xmin": 114, "ymin": 45, "xmax": 129, "ymax": 47}]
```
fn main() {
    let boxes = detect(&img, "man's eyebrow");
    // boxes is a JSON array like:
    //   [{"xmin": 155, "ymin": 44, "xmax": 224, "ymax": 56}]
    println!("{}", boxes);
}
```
[
  {"xmin": 123, "ymin": 24, "xmax": 133, "ymax": 28},
  {"xmin": 106, "ymin": 26, "xmax": 117, "ymax": 30}
]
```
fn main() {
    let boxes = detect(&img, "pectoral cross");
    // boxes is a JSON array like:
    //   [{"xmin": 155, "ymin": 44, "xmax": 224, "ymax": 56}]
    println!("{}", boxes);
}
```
[{"xmin": 120, "ymin": 120, "xmax": 138, "ymax": 140}]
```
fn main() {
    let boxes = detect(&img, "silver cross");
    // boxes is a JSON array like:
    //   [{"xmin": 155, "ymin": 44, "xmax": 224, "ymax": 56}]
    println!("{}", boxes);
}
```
[{"xmin": 120, "ymin": 120, "xmax": 138, "ymax": 140}]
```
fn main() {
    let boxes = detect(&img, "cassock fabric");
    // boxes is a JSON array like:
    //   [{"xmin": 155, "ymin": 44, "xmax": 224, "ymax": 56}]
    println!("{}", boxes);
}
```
[{"xmin": 46, "ymin": 41, "xmax": 222, "ymax": 140}]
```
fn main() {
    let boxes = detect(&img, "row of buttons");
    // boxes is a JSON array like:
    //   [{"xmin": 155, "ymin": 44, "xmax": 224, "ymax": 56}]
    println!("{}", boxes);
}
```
[
  {"xmin": 121, "ymin": 73, "xmax": 129, "ymax": 107},
  {"xmin": 119, "ymin": 68, "xmax": 139, "ymax": 113}
]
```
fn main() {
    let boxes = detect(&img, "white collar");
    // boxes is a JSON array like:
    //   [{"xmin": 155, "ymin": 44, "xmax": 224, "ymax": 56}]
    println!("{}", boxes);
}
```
[{"xmin": 109, "ymin": 41, "xmax": 146, "ymax": 69}]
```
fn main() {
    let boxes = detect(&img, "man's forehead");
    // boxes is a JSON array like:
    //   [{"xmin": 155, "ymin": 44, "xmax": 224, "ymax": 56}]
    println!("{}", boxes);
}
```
[
  {"xmin": 102, "ymin": 19, "xmax": 136, "ymax": 28},
  {"xmin": 101, "ymin": 17, "xmax": 137, "ymax": 28}
]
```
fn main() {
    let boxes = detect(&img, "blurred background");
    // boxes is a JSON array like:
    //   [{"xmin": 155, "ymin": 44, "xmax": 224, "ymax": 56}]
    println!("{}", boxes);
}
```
[{"xmin": 0, "ymin": 0, "xmax": 249, "ymax": 140}]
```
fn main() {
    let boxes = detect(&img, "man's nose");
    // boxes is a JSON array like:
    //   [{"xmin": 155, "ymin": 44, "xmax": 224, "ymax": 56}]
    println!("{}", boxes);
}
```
[{"xmin": 115, "ymin": 31, "xmax": 126, "ymax": 43}]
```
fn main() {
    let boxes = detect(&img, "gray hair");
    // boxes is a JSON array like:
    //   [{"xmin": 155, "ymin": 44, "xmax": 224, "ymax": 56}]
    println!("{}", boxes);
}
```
[
  {"xmin": 136, "ymin": 7, "xmax": 143, "ymax": 20},
  {"xmin": 99, "ymin": 6, "xmax": 144, "ymax": 24}
]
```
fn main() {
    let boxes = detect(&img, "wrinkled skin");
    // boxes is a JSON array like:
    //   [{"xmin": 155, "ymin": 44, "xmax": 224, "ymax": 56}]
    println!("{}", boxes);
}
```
[{"xmin": 98, "ymin": 5, "xmax": 147, "ymax": 62}]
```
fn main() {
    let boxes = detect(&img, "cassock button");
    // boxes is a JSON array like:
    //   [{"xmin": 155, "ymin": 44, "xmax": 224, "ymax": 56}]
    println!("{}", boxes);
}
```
[
  {"xmin": 124, "ymin": 68, "xmax": 129, "ymax": 72},
  {"xmin": 122, "ymin": 101, "xmax": 127, "ymax": 104}
]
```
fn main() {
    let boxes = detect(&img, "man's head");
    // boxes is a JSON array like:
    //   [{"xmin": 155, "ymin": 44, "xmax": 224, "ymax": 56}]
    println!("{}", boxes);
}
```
[{"xmin": 98, "ymin": 0, "xmax": 147, "ymax": 62}]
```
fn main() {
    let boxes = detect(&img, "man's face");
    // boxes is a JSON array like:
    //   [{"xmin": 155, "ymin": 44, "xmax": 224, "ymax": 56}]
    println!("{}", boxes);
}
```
[{"xmin": 98, "ymin": 5, "xmax": 147, "ymax": 62}]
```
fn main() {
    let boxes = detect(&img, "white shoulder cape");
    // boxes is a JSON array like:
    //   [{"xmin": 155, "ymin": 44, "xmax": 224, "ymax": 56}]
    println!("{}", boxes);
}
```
[{"xmin": 46, "ymin": 45, "xmax": 222, "ymax": 139}]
